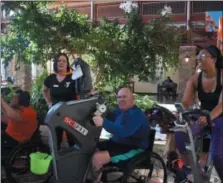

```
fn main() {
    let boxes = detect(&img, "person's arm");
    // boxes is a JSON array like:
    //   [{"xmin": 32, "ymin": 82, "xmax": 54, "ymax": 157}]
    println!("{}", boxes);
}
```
[
  {"xmin": 1, "ymin": 97, "xmax": 22, "ymax": 122},
  {"xmin": 182, "ymin": 75, "xmax": 197, "ymax": 109},
  {"xmin": 1, "ymin": 109, "xmax": 9, "ymax": 124},
  {"xmin": 103, "ymin": 111, "xmax": 144, "ymax": 138},
  {"xmin": 106, "ymin": 108, "xmax": 120, "ymax": 122},
  {"xmin": 42, "ymin": 85, "xmax": 52, "ymax": 107},
  {"xmin": 210, "ymin": 73, "xmax": 223, "ymax": 120},
  {"xmin": 42, "ymin": 76, "xmax": 52, "ymax": 107}
]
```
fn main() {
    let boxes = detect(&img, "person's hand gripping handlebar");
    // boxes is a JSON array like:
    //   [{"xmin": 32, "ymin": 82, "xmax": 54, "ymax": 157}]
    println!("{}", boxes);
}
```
[{"xmin": 92, "ymin": 102, "xmax": 107, "ymax": 127}]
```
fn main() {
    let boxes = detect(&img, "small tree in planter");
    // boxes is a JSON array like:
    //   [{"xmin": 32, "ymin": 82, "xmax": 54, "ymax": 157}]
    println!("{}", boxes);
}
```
[{"xmin": 31, "ymin": 70, "xmax": 48, "ymax": 124}]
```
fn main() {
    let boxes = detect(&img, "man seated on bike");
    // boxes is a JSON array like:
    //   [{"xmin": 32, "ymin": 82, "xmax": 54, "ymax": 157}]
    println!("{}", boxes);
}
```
[
  {"xmin": 173, "ymin": 45, "xmax": 223, "ymax": 182},
  {"xmin": 1, "ymin": 90, "xmax": 38, "ymax": 157},
  {"xmin": 89, "ymin": 87, "xmax": 149, "ymax": 182}
]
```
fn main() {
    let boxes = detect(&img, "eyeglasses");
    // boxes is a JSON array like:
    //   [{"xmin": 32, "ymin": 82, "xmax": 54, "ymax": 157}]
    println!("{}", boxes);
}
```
[
  {"xmin": 117, "ymin": 95, "xmax": 127, "ymax": 99},
  {"xmin": 196, "ymin": 53, "xmax": 212, "ymax": 61}
]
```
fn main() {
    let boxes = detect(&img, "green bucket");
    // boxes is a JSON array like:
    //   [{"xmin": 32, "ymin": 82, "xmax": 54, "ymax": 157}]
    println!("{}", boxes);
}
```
[{"xmin": 30, "ymin": 152, "xmax": 52, "ymax": 175}]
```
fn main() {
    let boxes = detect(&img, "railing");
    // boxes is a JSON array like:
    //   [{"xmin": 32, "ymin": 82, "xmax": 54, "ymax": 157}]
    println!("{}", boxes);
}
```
[
  {"xmin": 192, "ymin": 1, "xmax": 223, "ymax": 13},
  {"xmin": 142, "ymin": 1, "xmax": 186, "ymax": 16}
]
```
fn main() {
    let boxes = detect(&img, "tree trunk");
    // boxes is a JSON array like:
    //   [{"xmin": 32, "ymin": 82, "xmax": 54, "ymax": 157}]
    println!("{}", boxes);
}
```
[
  {"xmin": 95, "ymin": 66, "xmax": 104, "ymax": 84},
  {"xmin": 13, "ymin": 61, "xmax": 32, "ymax": 91}
]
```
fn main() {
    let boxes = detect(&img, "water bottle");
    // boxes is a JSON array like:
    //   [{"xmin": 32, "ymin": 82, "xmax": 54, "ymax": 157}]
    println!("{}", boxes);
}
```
[{"xmin": 72, "ymin": 144, "xmax": 80, "ymax": 150}]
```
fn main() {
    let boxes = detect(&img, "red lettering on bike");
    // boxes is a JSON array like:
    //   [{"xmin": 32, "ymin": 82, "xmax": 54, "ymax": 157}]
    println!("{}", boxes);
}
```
[
  {"xmin": 63, "ymin": 116, "xmax": 88, "ymax": 136},
  {"xmin": 64, "ymin": 116, "xmax": 76, "ymax": 128}
]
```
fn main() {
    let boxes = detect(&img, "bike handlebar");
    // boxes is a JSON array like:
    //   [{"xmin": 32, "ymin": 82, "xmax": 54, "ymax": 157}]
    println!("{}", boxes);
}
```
[
  {"xmin": 147, "ymin": 104, "xmax": 211, "ymax": 131},
  {"xmin": 176, "ymin": 109, "xmax": 211, "ymax": 126}
]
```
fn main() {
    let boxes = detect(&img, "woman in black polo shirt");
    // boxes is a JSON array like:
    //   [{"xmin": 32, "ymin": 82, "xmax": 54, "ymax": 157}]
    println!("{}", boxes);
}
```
[{"xmin": 42, "ymin": 53, "xmax": 76, "ymax": 149}]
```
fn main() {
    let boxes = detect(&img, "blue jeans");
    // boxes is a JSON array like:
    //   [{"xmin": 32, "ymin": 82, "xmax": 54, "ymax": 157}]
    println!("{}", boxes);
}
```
[{"xmin": 175, "ymin": 116, "xmax": 223, "ymax": 181}]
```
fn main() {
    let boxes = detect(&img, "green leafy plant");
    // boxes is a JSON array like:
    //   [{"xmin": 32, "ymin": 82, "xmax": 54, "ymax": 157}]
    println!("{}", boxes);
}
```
[
  {"xmin": 2, "ymin": 2, "xmax": 181, "ymax": 95},
  {"xmin": 1, "ymin": 84, "xmax": 17, "ymax": 103},
  {"xmin": 134, "ymin": 94, "xmax": 158, "ymax": 111},
  {"xmin": 1, "ymin": 2, "xmax": 90, "ymax": 66},
  {"xmin": 101, "ymin": 91, "xmax": 157, "ymax": 111},
  {"xmin": 31, "ymin": 69, "xmax": 48, "ymax": 121},
  {"xmin": 83, "ymin": 7, "xmax": 181, "ymax": 89}
]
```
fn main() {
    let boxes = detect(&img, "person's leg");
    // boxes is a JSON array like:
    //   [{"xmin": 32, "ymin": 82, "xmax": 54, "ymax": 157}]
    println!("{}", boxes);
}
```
[
  {"xmin": 66, "ymin": 132, "xmax": 75, "ymax": 147},
  {"xmin": 200, "ymin": 132, "xmax": 211, "ymax": 168},
  {"xmin": 175, "ymin": 131, "xmax": 190, "ymax": 165},
  {"xmin": 56, "ymin": 128, "xmax": 63, "ymax": 149},
  {"xmin": 89, "ymin": 140, "xmax": 136, "ymax": 183},
  {"xmin": 86, "ymin": 140, "xmax": 111, "ymax": 183},
  {"xmin": 164, "ymin": 133, "xmax": 177, "ymax": 157},
  {"xmin": 211, "ymin": 117, "xmax": 223, "ymax": 181},
  {"xmin": 91, "ymin": 151, "xmax": 110, "ymax": 183},
  {"xmin": 175, "ymin": 124, "xmax": 204, "ymax": 166}
]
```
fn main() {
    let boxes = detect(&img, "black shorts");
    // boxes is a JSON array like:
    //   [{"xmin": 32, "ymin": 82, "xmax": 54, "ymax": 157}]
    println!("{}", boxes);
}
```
[
  {"xmin": 97, "ymin": 140, "xmax": 145, "ymax": 163},
  {"xmin": 202, "ymin": 137, "xmax": 211, "ymax": 153},
  {"xmin": 202, "ymin": 127, "xmax": 211, "ymax": 153},
  {"xmin": 97, "ymin": 140, "xmax": 135, "ymax": 157}
]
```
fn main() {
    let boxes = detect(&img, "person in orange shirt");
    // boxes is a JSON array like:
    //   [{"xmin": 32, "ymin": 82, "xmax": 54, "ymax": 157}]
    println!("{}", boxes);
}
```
[{"xmin": 1, "ymin": 90, "xmax": 38, "ymax": 157}]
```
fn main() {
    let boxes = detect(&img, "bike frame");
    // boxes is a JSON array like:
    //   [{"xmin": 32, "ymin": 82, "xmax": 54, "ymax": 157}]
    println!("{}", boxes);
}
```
[{"xmin": 170, "ymin": 121, "xmax": 213, "ymax": 183}]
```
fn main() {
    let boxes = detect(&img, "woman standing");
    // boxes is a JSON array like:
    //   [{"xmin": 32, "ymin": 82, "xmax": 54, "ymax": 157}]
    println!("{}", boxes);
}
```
[{"xmin": 42, "ymin": 53, "xmax": 76, "ymax": 149}]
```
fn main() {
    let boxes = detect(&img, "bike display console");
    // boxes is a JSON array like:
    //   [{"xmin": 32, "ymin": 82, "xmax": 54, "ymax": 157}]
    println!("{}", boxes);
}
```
[{"xmin": 45, "ymin": 97, "xmax": 104, "ymax": 183}]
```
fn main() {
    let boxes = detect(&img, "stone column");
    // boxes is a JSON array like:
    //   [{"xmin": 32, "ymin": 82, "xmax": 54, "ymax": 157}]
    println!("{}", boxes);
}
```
[{"xmin": 178, "ymin": 46, "xmax": 197, "ymax": 100}]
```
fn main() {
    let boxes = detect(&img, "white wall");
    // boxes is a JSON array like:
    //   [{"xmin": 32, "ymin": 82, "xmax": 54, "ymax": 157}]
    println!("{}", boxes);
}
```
[
  {"xmin": 164, "ymin": 67, "xmax": 179, "ymax": 84},
  {"xmin": 134, "ymin": 82, "xmax": 158, "ymax": 93},
  {"xmin": 133, "ymin": 67, "xmax": 179, "ymax": 94},
  {"xmin": 1, "ymin": 59, "xmax": 6, "ymax": 80}
]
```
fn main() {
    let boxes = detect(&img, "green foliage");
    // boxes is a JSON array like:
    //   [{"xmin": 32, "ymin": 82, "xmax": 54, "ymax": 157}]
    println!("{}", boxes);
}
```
[
  {"xmin": 1, "ymin": 2, "xmax": 89, "ymax": 66},
  {"xmin": 101, "ymin": 91, "xmax": 157, "ymax": 111},
  {"xmin": 117, "ymin": 8, "xmax": 180, "ymax": 81},
  {"xmin": 134, "ymin": 94, "xmax": 158, "ymax": 111},
  {"xmin": 31, "ymin": 70, "xmax": 48, "ymax": 116},
  {"xmin": 2, "ymin": 2, "xmax": 181, "ymax": 93},
  {"xmin": 1, "ymin": 84, "xmax": 17, "ymax": 103},
  {"xmin": 83, "ymin": 8, "xmax": 181, "ymax": 89}
]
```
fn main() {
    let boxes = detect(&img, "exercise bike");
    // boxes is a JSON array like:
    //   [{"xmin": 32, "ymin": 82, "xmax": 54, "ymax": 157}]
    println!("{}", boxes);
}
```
[
  {"xmin": 148, "ymin": 103, "xmax": 220, "ymax": 183},
  {"xmin": 44, "ymin": 95, "xmax": 167, "ymax": 183},
  {"xmin": 1, "ymin": 122, "xmax": 51, "ymax": 183}
]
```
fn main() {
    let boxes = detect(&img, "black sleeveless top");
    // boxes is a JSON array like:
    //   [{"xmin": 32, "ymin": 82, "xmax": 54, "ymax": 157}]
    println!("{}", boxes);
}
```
[{"xmin": 197, "ymin": 69, "xmax": 222, "ymax": 112}]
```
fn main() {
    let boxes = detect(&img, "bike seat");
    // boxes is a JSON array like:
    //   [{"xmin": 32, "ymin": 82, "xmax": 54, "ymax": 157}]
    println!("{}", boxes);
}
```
[{"xmin": 146, "ymin": 104, "xmax": 176, "ymax": 133}]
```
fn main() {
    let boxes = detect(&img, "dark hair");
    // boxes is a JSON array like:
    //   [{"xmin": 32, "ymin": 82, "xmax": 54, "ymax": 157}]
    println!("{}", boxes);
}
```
[
  {"xmin": 53, "ymin": 53, "xmax": 70, "ymax": 73},
  {"xmin": 204, "ymin": 45, "xmax": 223, "ymax": 69},
  {"xmin": 196, "ymin": 45, "xmax": 203, "ymax": 55},
  {"xmin": 15, "ymin": 90, "xmax": 30, "ymax": 107}
]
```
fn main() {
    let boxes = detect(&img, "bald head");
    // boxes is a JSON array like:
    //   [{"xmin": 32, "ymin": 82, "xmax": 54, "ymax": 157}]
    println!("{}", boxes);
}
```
[{"xmin": 117, "ymin": 87, "xmax": 134, "ymax": 111}]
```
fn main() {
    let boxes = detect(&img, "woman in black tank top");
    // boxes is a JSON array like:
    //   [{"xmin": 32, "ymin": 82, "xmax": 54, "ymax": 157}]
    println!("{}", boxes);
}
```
[
  {"xmin": 174, "ymin": 45, "xmax": 223, "ymax": 182},
  {"xmin": 197, "ymin": 68, "xmax": 222, "ymax": 112}
]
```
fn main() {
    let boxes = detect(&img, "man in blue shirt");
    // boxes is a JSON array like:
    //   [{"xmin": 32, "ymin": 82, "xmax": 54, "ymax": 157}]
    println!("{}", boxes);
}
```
[{"xmin": 89, "ymin": 87, "xmax": 149, "ymax": 182}]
